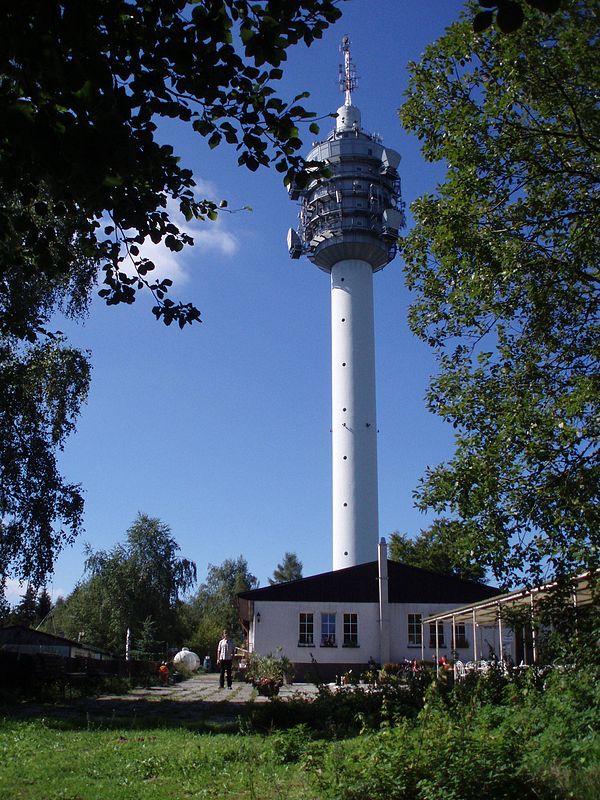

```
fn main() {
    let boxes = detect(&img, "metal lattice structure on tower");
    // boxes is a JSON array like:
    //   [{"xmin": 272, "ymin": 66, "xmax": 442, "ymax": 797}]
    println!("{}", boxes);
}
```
[{"xmin": 288, "ymin": 37, "xmax": 405, "ymax": 570}]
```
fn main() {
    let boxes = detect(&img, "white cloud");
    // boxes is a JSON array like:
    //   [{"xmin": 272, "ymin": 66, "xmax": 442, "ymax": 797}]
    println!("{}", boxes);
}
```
[
  {"xmin": 3, "ymin": 577, "xmax": 66, "ymax": 606},
  {"xmin": 119, "ymin": 195, "xmax": 241, "ymax": 287},
  {"xmin": 3, "ymin": 577, "xmax": 25, "ymax": 605},
  {"xmin": 194, "ymin": 178, "xmax": 220, "ymax": 199},
  {"xmin": 194, "ymin": 223, "xmax": 239, "ymax": 257}
]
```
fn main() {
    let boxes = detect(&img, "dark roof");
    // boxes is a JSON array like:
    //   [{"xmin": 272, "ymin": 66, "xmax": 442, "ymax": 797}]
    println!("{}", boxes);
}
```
[
  {"xmin": 0, "ymin": 625, "xmax": 113, "ymax": 656},
  {"xmin": 238, "ymin": 560, "xmax": 500, "ymax": 604}
]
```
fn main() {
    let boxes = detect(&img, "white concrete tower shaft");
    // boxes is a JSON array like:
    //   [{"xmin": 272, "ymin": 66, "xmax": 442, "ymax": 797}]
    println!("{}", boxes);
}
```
[
  {"xmin": 288, "ymin": 36, "xmax": 404, "ymax": 569},
  {"xmin": 331, "ymin": 259, "xmax": 379, "ymax": 569}
]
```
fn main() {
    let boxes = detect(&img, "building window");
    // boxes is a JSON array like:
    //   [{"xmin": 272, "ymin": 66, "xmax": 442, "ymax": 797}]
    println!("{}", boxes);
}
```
[
  {"xmin": 452, "ymin": 622, "xmax": 469, "ymax": 649},
  {"xmin": 321, "ymin": 613, "xmax": 336, "ymax": 646},
  {"xmin": 429, "ymin": 621, "xmax": 445, "ymax": 648},
  {"xmin": 408, "ymin": 613, "xmax": 422, "ymax": 646},
  {"xmin": 343, "ymin": 613, "xmax": 358, "ymax": 646},
  {"xmin": 298, "ymin": 613, "xmax": 314, "ymax": 646}
]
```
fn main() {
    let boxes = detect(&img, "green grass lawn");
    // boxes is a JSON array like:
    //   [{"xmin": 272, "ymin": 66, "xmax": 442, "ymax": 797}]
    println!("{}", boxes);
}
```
[{"xmin": 0, "ymin": 719, "xmax": 316, "ymax": 800}]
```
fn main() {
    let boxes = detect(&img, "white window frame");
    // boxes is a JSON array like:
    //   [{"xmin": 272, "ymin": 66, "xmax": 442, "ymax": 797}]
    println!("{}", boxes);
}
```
[
  {"xmin": 298, "ymin": 612, "xmax": 314, "ymax": 646},
  {"xmin": 320, "ymin": 612, "xmax": 336, "ymax": 646},
  {"xmin": 343, "ymin": 613, "xmax": 359, "ymax": 647},
  {"xmin": 408, "ymin": 613, "xmax": 422, "ymax": 646},
  {"xmin": 452, "ymin": 622, "xmax": 469, "ymax": 649}
]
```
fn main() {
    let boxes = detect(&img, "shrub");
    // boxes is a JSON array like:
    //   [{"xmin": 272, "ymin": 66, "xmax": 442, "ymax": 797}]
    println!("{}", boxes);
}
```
[
  {"xmin": 270, "ymin": 724, "xmax": 314, "ymax": 763},
  {"xmin": 310, "ymin": 664, "xmax": 600, "ymax": 800}
]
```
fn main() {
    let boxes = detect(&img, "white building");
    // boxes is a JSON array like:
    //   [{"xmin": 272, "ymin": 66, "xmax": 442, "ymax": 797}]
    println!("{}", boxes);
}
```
[{"xmin": 238, "ymin": 541, "xmax": 500, "ymax": 681}]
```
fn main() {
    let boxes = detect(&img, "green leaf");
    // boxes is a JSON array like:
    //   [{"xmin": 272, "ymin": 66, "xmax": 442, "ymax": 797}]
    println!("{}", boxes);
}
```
[
  {"xmin": 496, "ymin": 1, "xmax": 524, "ymax": 33},
  {"xmin": 526, "ymin": 0, "xmax": 561, "ymax": 12},
  {"xmin": 240, "ymin": 26, "xmax": 254, "ymax": 44},
  {"xmin": 102, "ymin": 174, "xmax": 124, "ymax": 188},
  {"xmin": 473, "ymin": 10, "xmax": 494, "ymax": 32}
]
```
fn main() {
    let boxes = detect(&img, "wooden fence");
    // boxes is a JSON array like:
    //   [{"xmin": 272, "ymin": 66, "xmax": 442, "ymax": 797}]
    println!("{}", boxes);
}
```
[{"xmin": 0, "ymin": 650, "xmax": 158, "ymax": 699}]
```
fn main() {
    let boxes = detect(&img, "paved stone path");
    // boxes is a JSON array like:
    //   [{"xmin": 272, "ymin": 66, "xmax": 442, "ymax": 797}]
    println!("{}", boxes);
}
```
[
  {"xmin": 105, "ymin": 673, "xmax": 321, "ymax": 704},
  {"xmin": 1, "ymin": 674, "xmax": 320, "ymax": 725}
]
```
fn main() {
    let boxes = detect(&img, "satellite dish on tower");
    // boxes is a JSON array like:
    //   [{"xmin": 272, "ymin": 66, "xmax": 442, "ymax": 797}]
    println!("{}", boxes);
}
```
[{"xmin": 287, "ymin": 227, "xmax": 302, "ymax": 259}]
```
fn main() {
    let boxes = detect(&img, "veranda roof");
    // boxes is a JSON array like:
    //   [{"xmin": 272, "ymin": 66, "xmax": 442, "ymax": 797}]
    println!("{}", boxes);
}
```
[{"xmin": 422, "ymin": 571, "xmax": 595, "ymax": 628}]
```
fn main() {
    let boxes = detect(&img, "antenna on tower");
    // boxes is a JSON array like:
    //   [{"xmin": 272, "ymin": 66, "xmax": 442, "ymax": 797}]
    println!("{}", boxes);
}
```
[{"xmin": 339, "ymin": 35, "xmax": 358, "ymax": 106}]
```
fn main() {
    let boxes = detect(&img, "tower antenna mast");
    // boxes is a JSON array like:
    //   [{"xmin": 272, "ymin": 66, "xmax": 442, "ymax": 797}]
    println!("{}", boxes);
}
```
[{"xmin": 339, "ymin": 35, "xmax": 358, "ymax": 106}]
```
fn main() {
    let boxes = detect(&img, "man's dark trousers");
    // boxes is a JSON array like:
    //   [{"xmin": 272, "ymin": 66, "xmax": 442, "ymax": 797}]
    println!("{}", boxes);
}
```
[{"xmin": 219, "ymin": 659, "xmax": 232, "ymax": 688}]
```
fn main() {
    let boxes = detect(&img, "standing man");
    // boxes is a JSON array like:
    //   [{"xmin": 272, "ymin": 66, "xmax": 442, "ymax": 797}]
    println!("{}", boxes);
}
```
[{"xmin": 216, "ymin": 629, "xmax": 235, "ymax": 689}]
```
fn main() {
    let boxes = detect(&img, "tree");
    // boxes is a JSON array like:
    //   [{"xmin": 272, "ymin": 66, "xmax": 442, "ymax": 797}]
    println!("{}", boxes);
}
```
[
  {"xmin": 35, "ymin": 588, "xmax": 53, "ymax": 625},
  {"xmin": 268, "ymin": 551, "xmax": 303, "ymax": 584},
  {"xmin": 388, "ymin": 522, "xmax": 486, "ymax": 583},
  {"xmin": 133, "ymin": 616, "xmax": 160, "ymax": 660},
  {"xmin": 0, "ymin": 1, "xmax": 342, "ymax": 593},
  {"xmin": 0, "ymin": 596, "xmax": 9, "ymax": 624},
  {"xmin": 1, "ymin": 177, "xmax": 95, "ymax": 594},
  {"xmin": 1, "ymin": 584, "xmax": 53, "ymax": 627},
  {"xmin": 473, "ymin": 0, "xmax": 561, "ymax": 35},
  {"xmin": 49, "ymin": 513, "xmax": 196, "ymax": 653},
  {"xmin": 0, "ymin": 340, "xmax": 90, "ymax": 589},
  {"xmin": 187, "ymin": 556, "xmax": 257, "ymax": 658},
  {"xmin": 0, "ymin": 0, "xmax": 342, "ymax": 334},
  {"xmin": 399, "ymin": 2, "xmax": 599, "ymax": 587},
  {"xmin": 12, "ymin": 585, "xmax": 39, "ymax": 627}
]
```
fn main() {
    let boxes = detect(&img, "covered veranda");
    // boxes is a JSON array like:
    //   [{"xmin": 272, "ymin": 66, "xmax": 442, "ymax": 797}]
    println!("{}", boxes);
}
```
[{"xmin": 422, "ymin": 572, "xmax": 595, "ymax": 674}]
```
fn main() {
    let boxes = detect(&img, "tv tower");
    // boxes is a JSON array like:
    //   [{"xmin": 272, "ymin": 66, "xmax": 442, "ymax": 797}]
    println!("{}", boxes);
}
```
[{"xmin": 288, "ymin": 36, "xmax": 404, "ymax": 570}]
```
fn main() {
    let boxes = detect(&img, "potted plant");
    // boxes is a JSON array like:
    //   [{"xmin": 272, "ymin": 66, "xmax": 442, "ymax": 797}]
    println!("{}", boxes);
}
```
[{"xmin": 246, "ymin": 649, "xmax": 294, "ymax": 697}]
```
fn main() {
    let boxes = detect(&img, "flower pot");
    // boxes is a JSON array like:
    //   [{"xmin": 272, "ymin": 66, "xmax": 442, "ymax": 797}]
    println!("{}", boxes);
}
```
[{"xmin": 257, "ymin": 681, "xmax": 280, "ymax": 697}]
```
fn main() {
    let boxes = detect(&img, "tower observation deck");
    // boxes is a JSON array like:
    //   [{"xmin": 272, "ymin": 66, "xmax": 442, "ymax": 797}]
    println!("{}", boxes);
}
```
[{"xmin": 288, "ymin": 36, "xmax": 405, "ymax": 570}]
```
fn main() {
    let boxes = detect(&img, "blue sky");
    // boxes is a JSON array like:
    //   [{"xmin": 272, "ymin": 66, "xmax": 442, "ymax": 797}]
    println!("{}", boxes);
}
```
[{"xmin": 8, "ymin": 0, "xmax": 469, "ymax": 604}]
